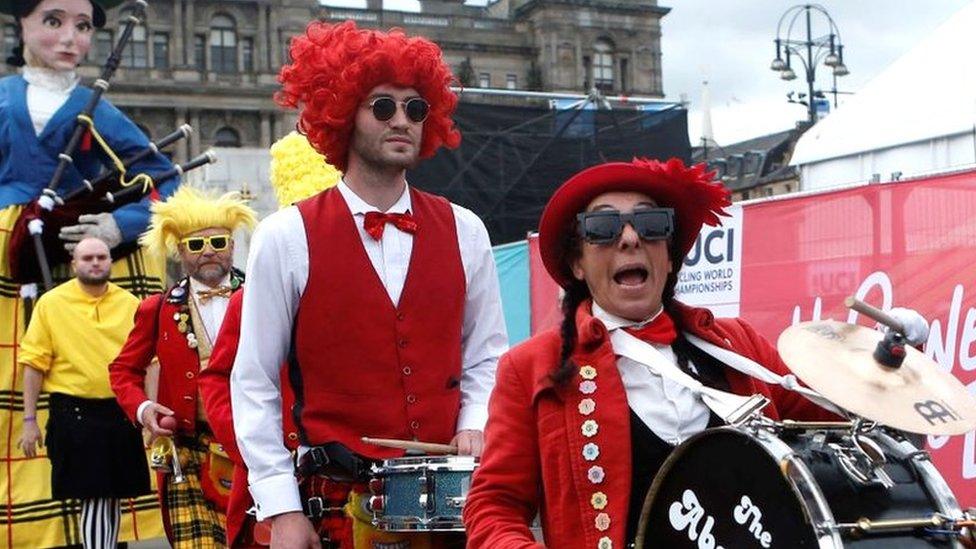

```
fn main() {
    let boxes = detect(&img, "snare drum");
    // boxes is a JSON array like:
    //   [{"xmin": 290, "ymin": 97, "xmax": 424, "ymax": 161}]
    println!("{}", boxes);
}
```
[
  {"xmin": 636, "ymin": 426, "xmax": 965, "ymax": 548},
  {"xmin": 368, "ymin": 455, "xmax": 478, "ymax": 531}
]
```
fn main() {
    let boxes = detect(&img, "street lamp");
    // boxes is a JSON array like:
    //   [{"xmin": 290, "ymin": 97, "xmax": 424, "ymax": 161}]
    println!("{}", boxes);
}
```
[{"xmin": 769, "ymin": 4, "xmax": 849, "ymax": 123}]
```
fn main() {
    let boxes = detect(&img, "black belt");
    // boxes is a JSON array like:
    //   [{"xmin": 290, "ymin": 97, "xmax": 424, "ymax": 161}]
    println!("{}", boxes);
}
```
[{"xmin": 297, "ymin": 442, "xmax": 374, "ymax": 484}]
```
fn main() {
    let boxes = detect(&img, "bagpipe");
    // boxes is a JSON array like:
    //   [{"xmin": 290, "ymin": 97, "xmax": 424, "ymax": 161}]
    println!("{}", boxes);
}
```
[{"xmin": 6, "ymin": 0, "xmax": 216, "ymax": 289}]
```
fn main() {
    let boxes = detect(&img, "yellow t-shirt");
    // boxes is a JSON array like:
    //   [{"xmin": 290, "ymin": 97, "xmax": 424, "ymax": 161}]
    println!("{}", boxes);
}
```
[{"xmin": 19, "ymin": 279, "xmax": 139, "ymax": 399}]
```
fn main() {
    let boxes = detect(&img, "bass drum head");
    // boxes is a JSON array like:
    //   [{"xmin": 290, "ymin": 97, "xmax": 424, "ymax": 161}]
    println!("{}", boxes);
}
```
[{"xmin": 636, "ymin": 428, "xmax": 819, "ymax": 548}]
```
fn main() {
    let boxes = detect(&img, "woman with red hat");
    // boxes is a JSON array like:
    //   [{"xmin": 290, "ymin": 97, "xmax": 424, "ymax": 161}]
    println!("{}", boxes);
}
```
[{"xmin": 463, "ymin": 158, "xmax": 858, "ymax": 548}]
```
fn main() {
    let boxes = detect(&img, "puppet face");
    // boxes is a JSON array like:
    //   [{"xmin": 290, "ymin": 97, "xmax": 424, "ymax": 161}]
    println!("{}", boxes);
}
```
[
  {"xmin": 571, "ymin": 191, "xmax": 673, "ymax": 322},
  {"xmin": 178, "ymin": 227, "xmax": 235, "ymax": 288},
  {"xmin": 20, "ymin": 0, "xmax": 94, "ymax": 71},
  {"xmin": 348, "ymin": 84, "xmax": 425, "ymax": 171}
]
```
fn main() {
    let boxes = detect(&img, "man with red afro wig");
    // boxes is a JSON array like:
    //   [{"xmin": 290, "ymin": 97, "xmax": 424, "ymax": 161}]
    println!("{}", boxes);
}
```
[{"xmin": 230, "ymin": 20, "xmax": 508, "ymax": 548}]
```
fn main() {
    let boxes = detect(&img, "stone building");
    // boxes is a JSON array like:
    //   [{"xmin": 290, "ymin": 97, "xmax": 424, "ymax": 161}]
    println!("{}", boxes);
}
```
[{"xmin": 1, "ymin": 0, "xmax": 670, "ymax": 217}]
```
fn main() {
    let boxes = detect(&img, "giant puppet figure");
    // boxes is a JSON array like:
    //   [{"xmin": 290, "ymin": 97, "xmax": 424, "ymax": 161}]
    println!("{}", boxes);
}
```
[
  {"xmin": 0, "ymin": 0, "xmax": 177, "ymax": 545},
  {"xmin": 110, "ymin": 186, "xmax": 256, "ymax": 548},
  {"xmin": 230, "ymin": 21, "xmax": 509, "ymax": 548}
]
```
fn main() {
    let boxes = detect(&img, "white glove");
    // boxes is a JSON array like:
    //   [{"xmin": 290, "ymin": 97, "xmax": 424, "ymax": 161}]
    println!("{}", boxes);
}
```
[
  {"xmin": 59, "ymin": 213, "xmax": 123, "ymax": 252},
  {"xmin": 883, "ymin": 307, "xmax": 929, "ymax": 347}
]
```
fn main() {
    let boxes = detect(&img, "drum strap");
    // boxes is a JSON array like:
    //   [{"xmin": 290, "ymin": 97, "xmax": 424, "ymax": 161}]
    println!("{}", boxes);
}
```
[
  {"xmin": 683, "ymin": 333, "xmax": 845, "ymax": 416},
  {"xmin": 612, "ymin": 330, "xmax": 766, "ymax": 424}
]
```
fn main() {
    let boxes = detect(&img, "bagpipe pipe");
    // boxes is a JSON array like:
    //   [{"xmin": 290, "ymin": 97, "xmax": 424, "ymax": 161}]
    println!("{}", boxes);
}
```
[
  {"xmin": 7, "ymin": 133, "xmax": 217, "ymax": 286},
  {"xmin": 5, "ymin": 0, "xmax": 216, "ymax": 290}
]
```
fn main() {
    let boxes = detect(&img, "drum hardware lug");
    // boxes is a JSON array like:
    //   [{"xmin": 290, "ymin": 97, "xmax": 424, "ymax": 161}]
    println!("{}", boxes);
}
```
[
  {"xmin": 417, "ymin": 471, "xmax": 435, "ymax": 513},
  {"xmin": 445, "ymin": 496, "xmax": 466, "ymax": 509},
  {"xmin": 726, "ymin": 394, "xmax": 771, "ymax": 427},
  {"xmin": 835, "ymin": 514, "xmax": 945, "ymax": 535},
  {"xmin": 829, "ymin": 441, "xmax": 893, "ymax": 488},
  {"xmin": 368, "ymin": 495, "xmax": 385, "ymax": 513}
]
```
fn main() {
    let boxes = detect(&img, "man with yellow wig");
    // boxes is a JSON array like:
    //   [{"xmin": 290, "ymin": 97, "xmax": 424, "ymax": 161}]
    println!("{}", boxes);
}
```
[{"xmin": 109, "ymin": 186, "xmax": 256, "ymax": 548}]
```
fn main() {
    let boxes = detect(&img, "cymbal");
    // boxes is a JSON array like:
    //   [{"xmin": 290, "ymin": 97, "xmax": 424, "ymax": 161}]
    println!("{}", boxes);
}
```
[{"xmin": 778, "ymin": 320, "xmax": 976, "ymax": 435}]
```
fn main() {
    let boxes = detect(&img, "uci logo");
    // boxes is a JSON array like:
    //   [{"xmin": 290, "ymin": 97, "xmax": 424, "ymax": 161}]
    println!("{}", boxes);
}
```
[{"xmin": 684, "ymin": 229, "xmax": 734, "ymax": 267}]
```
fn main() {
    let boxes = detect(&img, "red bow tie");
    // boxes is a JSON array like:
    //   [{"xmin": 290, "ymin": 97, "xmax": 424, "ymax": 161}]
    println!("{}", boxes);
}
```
[
  {"xmin": 624, "ymin": 312, "xmax": 677, "ymax": 346},
  {"xmin": 363, "ymin": 211, "xmax": 418, "ymax": 241}
]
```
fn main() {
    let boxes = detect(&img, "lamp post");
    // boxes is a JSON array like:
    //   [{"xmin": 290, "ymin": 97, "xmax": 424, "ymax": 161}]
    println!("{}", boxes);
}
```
[{"xmin": 770, "ymin": 4, "xmax": 849, "ymax": 123}]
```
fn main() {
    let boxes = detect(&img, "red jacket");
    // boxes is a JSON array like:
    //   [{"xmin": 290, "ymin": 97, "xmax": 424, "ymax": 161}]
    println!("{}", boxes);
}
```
[
  {"xmin": 198, "ymin": 290, "xmax": 299, "ymax": 547},
  {"xmin": 463, "ymin": 301, "xmax": 836, "ymax": 549},
  {"xmin": 110, "ymin": 277, "xmax": 237, "ymax": 434}
]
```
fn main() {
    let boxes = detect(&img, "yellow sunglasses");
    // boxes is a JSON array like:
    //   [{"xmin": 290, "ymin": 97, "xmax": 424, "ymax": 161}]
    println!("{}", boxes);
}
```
[{"xmin": 180, "ymin": 234, "xmax": 230, "ymax": 253}]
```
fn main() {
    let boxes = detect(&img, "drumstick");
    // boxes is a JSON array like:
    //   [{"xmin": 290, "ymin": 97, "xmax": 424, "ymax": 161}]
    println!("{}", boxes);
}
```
[
  {"xmin": 844, "ymin": 296, "xmax": 906, "ymax": 334},
  {"xmin": 361, "ymin": 437, "xmax": 458, "ymax": 455}
]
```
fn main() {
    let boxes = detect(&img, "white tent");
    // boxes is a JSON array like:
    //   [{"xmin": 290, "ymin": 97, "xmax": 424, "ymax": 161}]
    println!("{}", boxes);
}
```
[{"xmin": 791, "ymin": 1, "xmax": 976, "ymax": 190}]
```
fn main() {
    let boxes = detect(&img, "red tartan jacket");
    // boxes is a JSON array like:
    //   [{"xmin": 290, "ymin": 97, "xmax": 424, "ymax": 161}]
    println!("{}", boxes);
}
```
[
  {"xmin": 462, "ymin": 301, "xmax": 837, "ymax": 549},
  {"xmin": 198, "ymin": 289, "xmax": 299, "ymax": 547},
  {"xmin": 109, "ymin": 277, "xmax": 240, "ymax": 434}
]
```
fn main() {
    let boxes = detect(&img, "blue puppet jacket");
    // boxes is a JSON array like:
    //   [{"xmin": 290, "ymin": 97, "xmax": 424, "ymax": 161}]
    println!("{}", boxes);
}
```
[{"xmin": 0, "ymin": 74, "xmax": 178, "ymax": 243}]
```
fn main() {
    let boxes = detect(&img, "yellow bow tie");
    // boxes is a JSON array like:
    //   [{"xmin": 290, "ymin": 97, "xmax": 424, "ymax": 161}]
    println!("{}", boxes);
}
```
[{"xmin": 196, "ymin": 286, "xmax": 232, "ymax": 303}]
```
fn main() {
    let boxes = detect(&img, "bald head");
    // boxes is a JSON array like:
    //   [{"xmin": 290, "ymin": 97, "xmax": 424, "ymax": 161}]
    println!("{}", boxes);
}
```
[{"xmin": 72, "ymin": 237, "xmax": 112, "ymax": 287}]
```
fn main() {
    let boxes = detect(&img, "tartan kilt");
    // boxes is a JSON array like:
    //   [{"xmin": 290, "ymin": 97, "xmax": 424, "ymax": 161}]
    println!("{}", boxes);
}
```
[{"xmin": 159, "ymin": 434, "xmax": 228, "ymax": 548}]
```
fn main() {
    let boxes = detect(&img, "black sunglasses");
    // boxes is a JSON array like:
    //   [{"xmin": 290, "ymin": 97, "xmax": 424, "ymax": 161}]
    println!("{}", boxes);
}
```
[
  {"xmin": 576, "ymin": 208, "xmax": 675, "ymax": 245},
  {"xmin": 368, "ymin": 96, "xmax": 430, "ymax": 124}
]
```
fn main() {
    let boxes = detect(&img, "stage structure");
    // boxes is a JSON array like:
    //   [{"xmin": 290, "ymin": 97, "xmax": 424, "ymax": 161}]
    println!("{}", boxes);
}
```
[{"xmin": 409, "ymin": 88, "xmax": 690, "ymax": 244}]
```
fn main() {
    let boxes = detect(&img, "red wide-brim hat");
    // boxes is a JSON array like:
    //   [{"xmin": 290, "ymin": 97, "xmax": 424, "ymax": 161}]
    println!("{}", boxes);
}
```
[{"xmin": 538, "ymin": 157, "xmax": 731, "ymax": 288}]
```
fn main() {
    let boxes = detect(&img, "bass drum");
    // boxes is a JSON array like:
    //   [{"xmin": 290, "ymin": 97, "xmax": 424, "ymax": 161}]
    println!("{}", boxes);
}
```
[{"xmin": 635, "ymin": 427, "xmax": 964, "ymax": 548}]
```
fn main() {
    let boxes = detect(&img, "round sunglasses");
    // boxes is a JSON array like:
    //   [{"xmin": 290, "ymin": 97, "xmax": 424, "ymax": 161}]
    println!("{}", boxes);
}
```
[{"xmin": 367, "ymin": 96, "xmax": 430, "ymax": 124}]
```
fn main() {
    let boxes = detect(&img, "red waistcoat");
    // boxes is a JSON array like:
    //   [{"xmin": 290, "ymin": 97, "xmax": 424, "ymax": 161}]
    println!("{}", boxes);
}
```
[{"xmin": 292, "ymin": 187, "xmax": 466, "ymax": 458}]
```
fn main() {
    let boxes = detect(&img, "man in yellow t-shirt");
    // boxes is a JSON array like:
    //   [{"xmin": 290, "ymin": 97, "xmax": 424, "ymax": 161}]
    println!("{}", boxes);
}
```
[{"xmin": 17, "ymin": 237, "xmax": 150, "ymax": 549}]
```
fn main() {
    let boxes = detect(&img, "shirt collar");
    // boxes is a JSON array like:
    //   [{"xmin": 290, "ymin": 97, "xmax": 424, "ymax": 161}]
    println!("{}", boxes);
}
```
[
  {"xmin": 189, "ymin": 273, "xmax": 232, "ymax": 296},
  {"xmin": 337, "ymin": 179, "xmax": 412, "ymax": 216},
  {"xmin": 22, "ymin": 66, "xmax": 79, "ymax": 93},
  {"xmin": 591, "ymin": 301, "xmax": 664, "ymax": 332}
]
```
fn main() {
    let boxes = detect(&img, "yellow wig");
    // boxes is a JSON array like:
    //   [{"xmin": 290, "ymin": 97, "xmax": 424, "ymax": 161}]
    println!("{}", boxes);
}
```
[
  {"xmin": 269, "ymin": 131, "xmax": 342, "ymax": 208},
  {"xmin": 140, "ymin": 186, "xmax": 257, "ymax": 258}
]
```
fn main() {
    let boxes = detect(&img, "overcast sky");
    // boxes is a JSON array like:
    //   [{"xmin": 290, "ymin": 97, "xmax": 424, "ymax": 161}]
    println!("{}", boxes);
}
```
[{"xmin": 322, "ymin": 0, "xmax": 973, "ymax": 145}]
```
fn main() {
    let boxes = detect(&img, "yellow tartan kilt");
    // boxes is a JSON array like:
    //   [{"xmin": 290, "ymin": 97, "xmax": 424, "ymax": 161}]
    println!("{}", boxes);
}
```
[{"xmin": 0, "ymin": 204, "xmax": 168, "ymax": 548}]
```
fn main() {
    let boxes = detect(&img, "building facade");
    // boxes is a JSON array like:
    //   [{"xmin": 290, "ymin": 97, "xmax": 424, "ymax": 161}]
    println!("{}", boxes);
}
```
[{"xmin": 1, "ymin": 0, "xmax": 669, "ymax": 215}]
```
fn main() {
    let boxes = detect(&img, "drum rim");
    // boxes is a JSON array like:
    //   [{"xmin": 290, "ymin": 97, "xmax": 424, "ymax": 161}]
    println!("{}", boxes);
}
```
[
  {"xmin": 633, "ymin": 426, "xmax": 842, "ymax": 548},
  {"xmin": 375, "ymin": 455, "xmax": 478, "ymax": 469}
]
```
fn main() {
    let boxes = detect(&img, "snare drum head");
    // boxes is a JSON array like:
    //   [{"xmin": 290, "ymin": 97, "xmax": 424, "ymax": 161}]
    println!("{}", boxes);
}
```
[{"xmin": 636, "ymin": 428, "xmax": 818, "ymax": 548}]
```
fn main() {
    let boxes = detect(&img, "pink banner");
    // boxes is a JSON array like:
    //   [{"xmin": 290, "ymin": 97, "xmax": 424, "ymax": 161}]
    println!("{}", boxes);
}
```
[{"xmin": 528, "ymin": 168, "xmax": 976, "ymax": 504}]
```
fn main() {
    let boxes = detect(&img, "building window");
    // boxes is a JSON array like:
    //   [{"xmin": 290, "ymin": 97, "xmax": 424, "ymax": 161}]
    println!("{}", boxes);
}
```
[
  {"xmin": 2, "ymin": 24, "xmax": 16, "ymax": 62},
  {"xmin": 91, "ymin": 29, "xmax": 113, "ymax": 63},
  {"xmin": 620, "ymin": 58, "xmax": 628, "ymax": 92},
  {"xmin": 194, "ymin": 34, "xmax": 206, "ymax": 71},
  {"xmin": 506, "ymin": 74, "xmax": 517, "ymax": 90},
  {"xmin": 121, "ymin": 24, "xmax": 148, "ymax": 67},
  {"xmin": 153, "ymin": 33, "xmax": 169, "ymax": 69},
  {"xmin": 478, "ymin": 72, "xmax": 490, "ymax": 88},
  {"xmin": 592, "ymin": 39, "xmax": 614, "ymax": 91},
  {"xmin": 214, "ymin": 127, "xmax": 241, "ymax": 148},
  {"xmin": 241, "ymin": 37, "xmax": 254, "ymax": 72},
  {"xmin": 210, "ymin": 14, "xmax": 237, "ymax": 73}
]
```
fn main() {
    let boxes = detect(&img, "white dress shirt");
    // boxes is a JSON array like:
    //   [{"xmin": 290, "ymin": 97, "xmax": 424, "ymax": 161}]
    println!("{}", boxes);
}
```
[
  {"xmin": 135, "ymin": 274, "xmax": 233, "ymax": 425},
  {"xmin": 231, "ymin": 181, "xmax": 509, "ymax": 520},
  {"xmin": 592, "ymin": 303, "xmax": 713, "ymax": 446},
  {"xmin": 23, "ymin": 67, "xmax": 78, "ymax": 136},
  {"xmin": 188, "ymin": 274, "xmax": 232, "ymax": 345}
]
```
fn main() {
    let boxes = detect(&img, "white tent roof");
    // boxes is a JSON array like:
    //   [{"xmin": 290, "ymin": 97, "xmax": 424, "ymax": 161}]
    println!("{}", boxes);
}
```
[{"xmin": 791, "ymin": 1, "xmax": 976, "ymax": 166}]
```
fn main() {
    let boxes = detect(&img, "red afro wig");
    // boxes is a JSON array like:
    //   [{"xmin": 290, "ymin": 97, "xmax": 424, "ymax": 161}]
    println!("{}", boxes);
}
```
[{"xmin": 275, "ymin": 20, "xmax": 461, "ymax": 172}]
